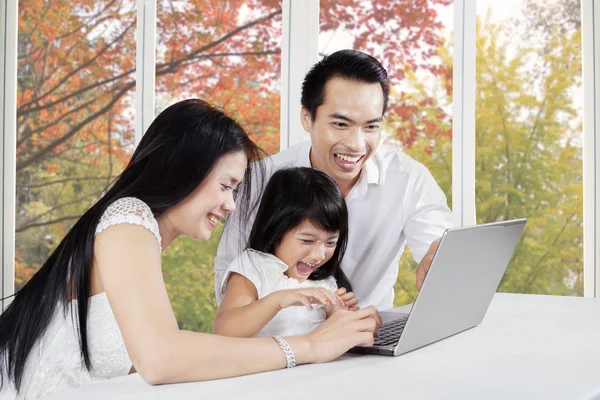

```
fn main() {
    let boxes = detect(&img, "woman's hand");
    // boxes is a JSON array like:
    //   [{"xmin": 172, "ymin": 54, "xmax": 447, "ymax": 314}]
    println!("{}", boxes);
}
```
[
  {"xmin": 293, "ymin": 306, "xmax": 382, "ymax": 364},
  {"xmin": 268, "ymin": 288, "xmax": 344, "ymax": 310}
]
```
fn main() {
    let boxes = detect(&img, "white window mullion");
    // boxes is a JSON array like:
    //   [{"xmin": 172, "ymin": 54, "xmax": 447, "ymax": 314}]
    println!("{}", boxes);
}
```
[
  {"xmin": 280, "ymin": 0, "xmax": 319, "ymax": 151},
  {"xmin": 135, "ymin": 0, "xmax": 156, "ymax": 144},
  {"xmin": 1, "ymin": 0, "xmax": 18, "ymax": 311},
  {"xmin": 582, "ymin": 0, "xmax": 600, "ymax": 298},
  {"xmin": 452, "ymin": 0, "xmax": 477, "ymax": 227}
]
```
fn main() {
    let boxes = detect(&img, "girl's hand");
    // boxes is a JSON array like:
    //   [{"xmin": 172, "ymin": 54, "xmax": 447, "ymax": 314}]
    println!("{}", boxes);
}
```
[
  {"xmin": 292, "ymin": 307, "xmax": 382, "ymax": 364},
  {"xmin": 325, "ymin": 287, "xmax": 359, "ymax": 317},
  {"xmin": 268, "ymin": 288, "xmax": 344, "ymax": 310},
  {"xmin": 335, "ymin": 287, "xmax": 360, "ymax": 311}
]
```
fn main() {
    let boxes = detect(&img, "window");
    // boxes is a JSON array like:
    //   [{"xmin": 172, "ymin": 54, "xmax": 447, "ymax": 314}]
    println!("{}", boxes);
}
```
[
  {"xmin": 15, "ymin": 1, "xmax": 137, "ymax": 290},
  {"xmin": 475, "ymin": 0, "xmax": 583, "ymax": 295}
]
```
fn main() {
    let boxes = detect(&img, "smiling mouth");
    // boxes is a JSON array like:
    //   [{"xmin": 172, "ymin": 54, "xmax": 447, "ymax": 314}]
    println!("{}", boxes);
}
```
[
  {"xmin": 334, "ymin": 153, "xmax": 365, "ymax": 170},
  {"xmin": 297, "ymin": 261, "xmax": 318, "ymax": 275},
  {"xmin": 208, "ymin": 214, "xmax": 222, "ymax": 226}
]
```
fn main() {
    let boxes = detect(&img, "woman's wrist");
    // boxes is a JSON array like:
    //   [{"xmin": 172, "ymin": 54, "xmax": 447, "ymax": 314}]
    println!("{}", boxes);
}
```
[{"xmin": 281, "ymin": 336, "xmax": 312, "ymax": 365}]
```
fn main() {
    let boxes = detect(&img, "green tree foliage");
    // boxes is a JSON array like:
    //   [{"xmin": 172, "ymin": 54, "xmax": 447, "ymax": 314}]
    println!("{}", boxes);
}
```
[
  {"xmin": 392, "ymin": 2, "xmax": 582, "ymax": 306},
  {"xmin": 162, "ymin": 225, "xmax": 223, "ymax": 332}
]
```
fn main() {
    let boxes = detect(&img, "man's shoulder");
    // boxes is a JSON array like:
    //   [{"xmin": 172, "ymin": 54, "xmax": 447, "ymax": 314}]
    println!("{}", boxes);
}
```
[
  {"xmin": 374, "ymin": 144, "xmax": 429, "ymax": 177},
  {"xmin": 268, "ymin": 141, "xmax": 309, "ymax": 167}
]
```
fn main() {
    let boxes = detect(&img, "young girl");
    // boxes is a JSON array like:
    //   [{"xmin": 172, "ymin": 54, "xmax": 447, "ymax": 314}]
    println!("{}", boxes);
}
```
[{"xmin": 214, "ymin": 167, "xmax": 360, "ymax": 338}]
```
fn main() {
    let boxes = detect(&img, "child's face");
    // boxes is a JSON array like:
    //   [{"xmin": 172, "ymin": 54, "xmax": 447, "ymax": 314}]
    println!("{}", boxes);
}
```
[{"xmin": 275, "ymin": 219, "xmax": 339, "ymax": 282}]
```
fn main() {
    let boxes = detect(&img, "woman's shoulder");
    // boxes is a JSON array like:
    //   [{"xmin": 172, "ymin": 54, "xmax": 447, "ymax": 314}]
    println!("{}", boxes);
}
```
[
  {"xmin": 95, "ymin": 197, "xmax": 162, "ymax": 249},
  {"xmin": 102, "ymin": 197, "xmax": 153, "ymax": 217}
]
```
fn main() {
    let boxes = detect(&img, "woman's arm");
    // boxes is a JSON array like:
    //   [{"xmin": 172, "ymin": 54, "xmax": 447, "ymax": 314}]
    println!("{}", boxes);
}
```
[{"xmin": 94, "ymin": 224, "xmax": 380, "ymax": 385}]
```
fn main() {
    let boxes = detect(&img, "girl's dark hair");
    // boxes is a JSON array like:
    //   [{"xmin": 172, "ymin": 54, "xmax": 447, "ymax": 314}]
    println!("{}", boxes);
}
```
[
  {"xmin": 247, "ymin": 167, "xmax": 352, "ymax": 291},
  {"xmin": 0, "ymin": 98, "xmax": 264, "ymax": 393}
]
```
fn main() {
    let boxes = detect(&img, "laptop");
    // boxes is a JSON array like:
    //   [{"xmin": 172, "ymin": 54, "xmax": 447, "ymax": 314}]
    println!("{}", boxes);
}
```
[{"xmin": 350, "ymin": 218, "xmax": 527, "ymax": 357}]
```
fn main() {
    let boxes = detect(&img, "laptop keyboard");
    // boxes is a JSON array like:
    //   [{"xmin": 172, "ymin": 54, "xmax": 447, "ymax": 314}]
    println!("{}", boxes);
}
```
[{"xmin": 373, "ymin": 316, "xmax": 408, "ymax": 346}]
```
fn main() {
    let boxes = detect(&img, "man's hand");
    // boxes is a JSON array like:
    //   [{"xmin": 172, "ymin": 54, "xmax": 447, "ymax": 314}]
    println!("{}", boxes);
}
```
[{"xmin": 415, "ymin": 239, "xmax": 441, "ymax": 291}]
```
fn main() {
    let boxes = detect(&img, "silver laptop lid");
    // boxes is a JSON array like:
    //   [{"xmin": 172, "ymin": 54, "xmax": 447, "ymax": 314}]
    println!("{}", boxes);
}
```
[{"xmin": 394, "ymin": 218, "xmax": 527, "ymax": 356}]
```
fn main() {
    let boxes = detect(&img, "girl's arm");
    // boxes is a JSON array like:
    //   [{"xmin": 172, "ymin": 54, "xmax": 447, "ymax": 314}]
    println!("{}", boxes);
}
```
[
  {"xmin": 213, "ymin": 273, "xmax": 281, "ymax": 337},
  {"xmin": 95, "ymin": 224, "xmax": 378, "ymax": 385},
  {"xmin": 214, "ymin": 274, "xmax": 342, "ymax": 338}
]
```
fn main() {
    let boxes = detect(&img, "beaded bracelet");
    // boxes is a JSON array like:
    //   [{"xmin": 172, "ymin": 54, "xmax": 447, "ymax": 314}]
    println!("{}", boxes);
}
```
[{"xmin": 272, "ymin": 335, "xmax": 297, "ymax": 368}]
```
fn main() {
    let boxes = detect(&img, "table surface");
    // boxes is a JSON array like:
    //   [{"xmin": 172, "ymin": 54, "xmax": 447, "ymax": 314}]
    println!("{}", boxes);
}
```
[{"xmin": 45, "ymin": 293, "xmax": 600, "ymax": 400}]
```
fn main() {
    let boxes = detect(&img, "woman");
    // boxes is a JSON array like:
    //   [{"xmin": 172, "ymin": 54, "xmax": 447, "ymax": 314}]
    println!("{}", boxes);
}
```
[{"xmin": 0, "ymin": 99, "xmax": 381, "ymax": 399}]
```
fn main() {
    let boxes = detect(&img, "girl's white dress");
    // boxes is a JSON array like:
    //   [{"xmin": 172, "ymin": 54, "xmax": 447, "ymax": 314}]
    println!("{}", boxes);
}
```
[
  {"xmin": 4, "ymin": 197, "xmax": 161, "ymax": 399},
  {"xmin": 219, "ymin": 249, "xmax": 338, "ymax": 337}
]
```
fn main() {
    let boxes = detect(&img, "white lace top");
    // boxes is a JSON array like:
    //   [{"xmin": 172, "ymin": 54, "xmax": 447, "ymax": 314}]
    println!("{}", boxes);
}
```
[
  {"xmin": 12, "ymin": 197, "xmax": 162, "ymax": 399},
  {"xmin": 219, "ymin": 249, "xmax": 338, "ymax": 337}
]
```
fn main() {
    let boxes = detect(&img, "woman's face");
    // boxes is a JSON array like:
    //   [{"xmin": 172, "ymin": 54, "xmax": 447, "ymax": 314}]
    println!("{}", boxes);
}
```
[
  {"xmin": 275, "ymin": 219, "xmax": 339, "ymax": 283},
  {"xmin": 165, "ymin": 151, "xmax": 247, "ymax": 241}
]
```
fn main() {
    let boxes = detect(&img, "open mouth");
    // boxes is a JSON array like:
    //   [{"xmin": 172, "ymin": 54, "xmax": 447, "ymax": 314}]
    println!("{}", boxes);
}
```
[
  {"xmin": 296, "ymin": 261, "xmax": 318, "ymax": 276},
  {"xmin": 334, "ymin": 153, "xmax": 365, "ymax": 172}
]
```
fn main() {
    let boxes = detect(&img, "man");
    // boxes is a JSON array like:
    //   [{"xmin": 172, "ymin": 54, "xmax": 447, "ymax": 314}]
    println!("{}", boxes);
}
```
[{"xmin": 214, "ymin": 49, "xmax": 453, "ymax": 310}]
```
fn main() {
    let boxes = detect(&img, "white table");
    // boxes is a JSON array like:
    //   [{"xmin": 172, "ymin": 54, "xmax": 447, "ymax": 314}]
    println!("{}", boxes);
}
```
[{"xmin": 48, "ymin": 293, "xmax": 600, "ymax": 400}]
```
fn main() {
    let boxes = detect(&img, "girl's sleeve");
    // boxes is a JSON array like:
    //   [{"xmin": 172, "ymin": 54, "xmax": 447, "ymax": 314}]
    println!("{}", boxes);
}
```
[
  {"xmin": 219, "ymin": 251, "xmax": 267, "ymax": 299},
  {"xmin": 324, "ymin": 276, "xmax": 338, "ymax": 292}
]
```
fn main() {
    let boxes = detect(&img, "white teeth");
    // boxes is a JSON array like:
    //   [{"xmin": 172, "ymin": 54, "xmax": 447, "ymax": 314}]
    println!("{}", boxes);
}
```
[
  {"xmin": 208, "ymin": 215, "xmax": 217, "ymax": 224},
  {"xmin": 335, "ymin": 154, "xmax": 361, "ymax": 163}
]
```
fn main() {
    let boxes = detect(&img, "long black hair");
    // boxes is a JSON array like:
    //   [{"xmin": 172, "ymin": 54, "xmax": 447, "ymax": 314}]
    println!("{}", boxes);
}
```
[
  {"xmin": 0, "ymin": 98, "xmax": 265, "ymax": 393},
  {"xmin": 247, "ymin": 167, "xmax": 352, "ymax": 291}
]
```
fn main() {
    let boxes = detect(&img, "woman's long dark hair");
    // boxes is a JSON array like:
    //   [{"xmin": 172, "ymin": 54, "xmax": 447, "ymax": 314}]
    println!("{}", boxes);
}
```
[
  {"xmin": 0, "ymin": 99, "xmax": 264, "ymax": 393},
  {"xmin": 247, "ymin": 167, "xmax": 352, "ymax": 291}
]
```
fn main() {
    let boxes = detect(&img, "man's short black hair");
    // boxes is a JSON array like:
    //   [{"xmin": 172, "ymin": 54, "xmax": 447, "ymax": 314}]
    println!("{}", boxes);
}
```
[{"xmin": 301, "ymin": 49, "xmax": 390, "ymax": 121}]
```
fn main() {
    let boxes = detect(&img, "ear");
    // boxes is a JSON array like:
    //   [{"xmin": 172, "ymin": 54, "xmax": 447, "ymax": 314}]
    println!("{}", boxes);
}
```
[{"xmin": 300, "ymin": 107, "xmax": 312, "ymax": 133}]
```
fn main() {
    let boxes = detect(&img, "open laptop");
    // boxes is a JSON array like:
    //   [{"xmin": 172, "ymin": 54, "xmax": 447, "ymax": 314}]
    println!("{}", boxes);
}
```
[{"xmin": 350, "ymin": 218, "xmax": 527, "ymax": 357}]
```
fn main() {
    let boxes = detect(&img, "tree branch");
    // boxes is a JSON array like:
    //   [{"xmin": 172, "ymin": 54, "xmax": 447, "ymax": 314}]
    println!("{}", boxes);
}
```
[
  {"xmin": 17, "ymin": 98, "xmax": 96, "ymax": 147},
  {"xmin": 521, "ymin": 210, "xmax": 578, "ymax": 292},
  {"xmin": 17, "ymin": 175, "xmax": 119, "ymax": 189},
  {"xmin": 17, "ymin": 10, "xmax": 280, "ymax": 118},
  {"xmin": 19, "ymin": 20, "xmax": 136, "ymax": 110},
  {"xmin": 17, "ymin": 82, "xmax": 135, "ymax": 171},
  {"xmin": 16, "ymin": 215, "xmax": 82, "ymax": 233}
]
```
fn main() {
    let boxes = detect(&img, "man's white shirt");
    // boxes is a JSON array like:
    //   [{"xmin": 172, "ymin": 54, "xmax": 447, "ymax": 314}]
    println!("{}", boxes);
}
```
[{"xmin": 214, "ymin": 140, "xmax": 453, "ymax": 310}]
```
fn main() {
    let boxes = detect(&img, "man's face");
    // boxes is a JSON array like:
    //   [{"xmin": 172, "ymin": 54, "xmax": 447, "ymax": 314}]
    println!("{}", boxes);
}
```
[{"xmin": 302, "ymin": 77, "xmax": 384, "ymax": 195}]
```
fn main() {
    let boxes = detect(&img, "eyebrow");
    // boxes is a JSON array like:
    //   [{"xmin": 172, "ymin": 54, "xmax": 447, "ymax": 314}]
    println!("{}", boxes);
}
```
[
  {"xmin": 297, "ymin": 231, "xmax": 340, "ymax": 239},
  {"xmin": 328, "ymin": 112, "xmax": 383, "ymax": 124},
  {"xmin": 228, "ymin": 175, "xmax": 241, "ymax": 185}
]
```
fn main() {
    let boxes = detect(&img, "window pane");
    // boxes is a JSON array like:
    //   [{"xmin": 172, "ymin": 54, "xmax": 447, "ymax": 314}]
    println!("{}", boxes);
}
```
[
  {"xmin": 475, "ymin": 0, "xmax": 583, "ymax": 295},
  {"xmin": 319, "ymin": 0, "xmax": 455, "ymax": 306},
  {"xmin": 15, "ymin": 1, "xmax": 137, "ymax": 289},
  {"xmin": 156, "ymin": 0, "xmax": 282, "ymax": 332}
]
